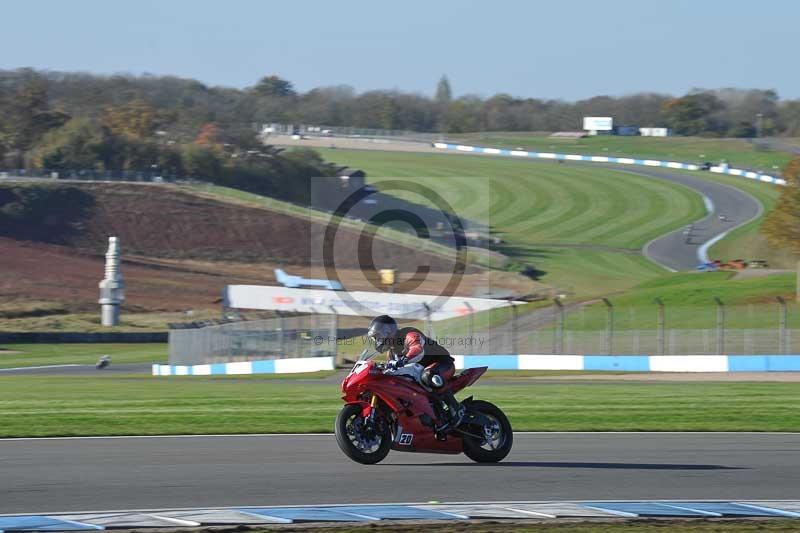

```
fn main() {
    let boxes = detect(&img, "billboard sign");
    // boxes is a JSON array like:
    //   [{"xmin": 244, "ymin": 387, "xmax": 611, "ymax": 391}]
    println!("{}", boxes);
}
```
[
  {"xmin": 223, "ymin": 285, "xmax": 522, "ymax": 321},
  {"xmin": 583, "ymin": 116, "xmax": 613, "ymax": 131}
]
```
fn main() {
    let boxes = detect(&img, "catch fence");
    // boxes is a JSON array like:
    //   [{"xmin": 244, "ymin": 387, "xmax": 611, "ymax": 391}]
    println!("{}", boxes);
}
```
[
  {"xmin": 169, "ymin": 298, "xmax": 800, "ymax": 364},
  {"xmin": 261, "ymin": 123, "xmax": 439, "ymax": 143},
  {"xmin": 432, "ymin": 297, "xmax": 800, "ymax": 355},
  {"xmin": 452, "ymin": 327, "xmax": 800, "ymax": 356},
  {"xmin": 169, "ymin": 315, "xmax": 338, "ymax": 366}
]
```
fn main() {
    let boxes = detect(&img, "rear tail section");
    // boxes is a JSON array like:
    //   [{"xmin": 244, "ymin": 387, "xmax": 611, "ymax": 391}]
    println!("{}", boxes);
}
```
[{"xmin": 448, "ymin": 366, "xmax": 487, "ymax": 393}]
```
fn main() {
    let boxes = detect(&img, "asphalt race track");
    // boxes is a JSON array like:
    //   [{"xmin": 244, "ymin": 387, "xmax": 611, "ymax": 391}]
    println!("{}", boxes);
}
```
[
  {"xmin": 2, "ymin": 433, "xmax": 799, "ymax": 514},
  {"xmin": 0, "ymin": 363, "xmax": 153, "ymax": 375}
]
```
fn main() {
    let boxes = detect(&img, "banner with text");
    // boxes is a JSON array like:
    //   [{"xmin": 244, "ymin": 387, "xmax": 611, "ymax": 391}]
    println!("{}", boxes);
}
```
[{"xmin": 223, "ymin": 285, "xmax": 521, "ymax": 321}]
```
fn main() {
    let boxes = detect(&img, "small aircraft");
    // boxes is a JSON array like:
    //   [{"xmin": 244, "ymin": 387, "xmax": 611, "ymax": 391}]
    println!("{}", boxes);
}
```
[{"xmin": 274, "ymin": 269, "xmax": 343, "ymax": 290}]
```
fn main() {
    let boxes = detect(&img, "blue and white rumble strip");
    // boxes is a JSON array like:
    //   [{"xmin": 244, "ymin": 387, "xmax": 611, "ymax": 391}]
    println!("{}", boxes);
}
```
[{"xmin": 2, "ymin": 501, "xmax": 799, "ymax": 529}]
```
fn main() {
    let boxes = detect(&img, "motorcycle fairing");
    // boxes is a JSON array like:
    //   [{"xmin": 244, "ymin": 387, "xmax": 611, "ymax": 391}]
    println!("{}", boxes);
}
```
[{"xmin": 342, "ymin": 369, "xmax": 463, "ymax": 453}]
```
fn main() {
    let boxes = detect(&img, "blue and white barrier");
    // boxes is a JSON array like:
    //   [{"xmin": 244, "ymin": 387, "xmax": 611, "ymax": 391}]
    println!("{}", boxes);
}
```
[
  {"xmin": 152, "ymin": 356, "xmax": 335, "ymax": 376},
  {"xmin": 154, "ymin": 353, "xmax": 800, "ymax": 376},
  {"xmin": 433, "ymin": 142, "xmax": 700, "ymax": 170},
  {"xmin": 452, "ymin": 354, "xmax": 800, "ymax": 372},
  {"xmin": 710, "ymin": 165, "xmax": 786, "ymax": 185},
  {"xmin": 433, "ymin": 142, "xmax": 786, "ymax": 186}
]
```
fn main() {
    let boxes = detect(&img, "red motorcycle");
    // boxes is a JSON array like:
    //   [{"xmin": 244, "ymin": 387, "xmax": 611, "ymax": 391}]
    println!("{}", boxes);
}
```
[{"xmin": 335, "ymin": 350, "xmax": 513, "ymax": 464}]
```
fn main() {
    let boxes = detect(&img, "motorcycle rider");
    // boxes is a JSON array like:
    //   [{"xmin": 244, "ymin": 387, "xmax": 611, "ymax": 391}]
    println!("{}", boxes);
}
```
[{"xmin": 367, "ymin": 315, "xmax": 463, "ymax": 433}]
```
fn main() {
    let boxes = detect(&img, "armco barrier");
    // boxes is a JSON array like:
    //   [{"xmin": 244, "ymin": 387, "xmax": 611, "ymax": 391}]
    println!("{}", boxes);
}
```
[
  {"xmin": 433, "ymin": 142, "xmax": 786, "ymax": 185},
  {"xmin": 152, "ymin": 356, "xmax": 335, "ymax": 376}
]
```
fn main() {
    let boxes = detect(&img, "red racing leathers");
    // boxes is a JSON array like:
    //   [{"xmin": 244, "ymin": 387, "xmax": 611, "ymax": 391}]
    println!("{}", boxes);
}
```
[{"xmin": 389, "ymin": 327, "xmax": 455, "ymax": 385}]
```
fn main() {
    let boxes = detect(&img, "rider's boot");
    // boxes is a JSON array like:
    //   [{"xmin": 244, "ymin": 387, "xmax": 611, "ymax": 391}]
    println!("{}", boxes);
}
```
[
  {"xmin": 433, "ymin": 391, "xmax": 463, "ymax": 439},
  {"xmin": 444, "ymin": 390, "xmax": 464, "ymax": 425}
]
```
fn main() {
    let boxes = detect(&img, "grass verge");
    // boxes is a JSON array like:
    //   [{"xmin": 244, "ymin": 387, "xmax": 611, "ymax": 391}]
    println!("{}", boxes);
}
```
[{"xmin": 1, "ymin": 375, "xmax": 798, "ymax": 437}]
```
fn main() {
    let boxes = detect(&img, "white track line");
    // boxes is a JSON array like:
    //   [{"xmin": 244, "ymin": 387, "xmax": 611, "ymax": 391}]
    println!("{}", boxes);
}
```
[{"xmin": 697, "ymin": 229, "xmax": 731, "ymax": 264}]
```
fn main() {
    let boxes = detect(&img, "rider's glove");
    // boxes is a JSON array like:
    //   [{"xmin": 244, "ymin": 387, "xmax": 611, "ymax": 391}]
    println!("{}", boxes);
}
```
[{"xmin": 386, "ymin": 356, "xmax": 406, "ymax": 371}]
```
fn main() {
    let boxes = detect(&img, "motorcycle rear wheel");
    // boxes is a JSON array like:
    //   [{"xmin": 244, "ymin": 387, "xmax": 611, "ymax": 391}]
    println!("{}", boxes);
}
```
[
  {"xmin": 335, "ymin": 403, "xmax": 392, "ymax": 465},
  {"xmin": 461, "ymin": 400, "xmax": 513, "ymax": 463}
]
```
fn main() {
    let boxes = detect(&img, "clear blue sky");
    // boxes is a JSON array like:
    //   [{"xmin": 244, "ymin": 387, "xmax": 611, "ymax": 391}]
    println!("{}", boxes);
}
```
[{"xmin": 2, "ymin": 0, "xmax": 798, "ymax": 100}]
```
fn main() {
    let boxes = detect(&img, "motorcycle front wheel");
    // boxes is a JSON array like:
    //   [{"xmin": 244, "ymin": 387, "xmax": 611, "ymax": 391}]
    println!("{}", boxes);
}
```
[
  {"xmin": 461, "ymin": 400, "xmax": 513, "ymax": 463},
  {"xmin": 335, "ymin": 403, "xmax": 392, "ymax": 465}
]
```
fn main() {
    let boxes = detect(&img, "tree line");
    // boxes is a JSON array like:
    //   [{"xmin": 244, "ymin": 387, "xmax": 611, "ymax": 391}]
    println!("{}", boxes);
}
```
[
  {"xmin": 0, "ymin": 69, "xmax": 339, "ymax": 204},
  {"xmin": 1, "ymin": 67, "xmax": 799, "ymax": 206},
  {"xmin": 2, "ymin": 68, "xmax": 799, "ymax": 258},
  {"xmin": 1, "ymin": 69, "xmax": 798, "ymax": 148}
]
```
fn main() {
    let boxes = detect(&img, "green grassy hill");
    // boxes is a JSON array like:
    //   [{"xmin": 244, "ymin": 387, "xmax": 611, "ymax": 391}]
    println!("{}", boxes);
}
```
[{"xmin": 317, "ymin": 148, "xmax": 705, "ymax": 297}]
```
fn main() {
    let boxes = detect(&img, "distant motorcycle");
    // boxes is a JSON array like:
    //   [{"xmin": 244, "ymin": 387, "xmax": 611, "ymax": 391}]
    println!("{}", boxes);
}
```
[
  {"xmin": 96, "ymin": 355, "xmax": 110, "ymax": 370},
  {"xmin": 335, "ymin": 349, "xmax": 512, "ymax": 464}
]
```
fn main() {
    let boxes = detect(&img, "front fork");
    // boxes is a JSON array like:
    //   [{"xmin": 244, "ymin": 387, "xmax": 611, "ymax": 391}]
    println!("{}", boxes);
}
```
[{"xmin": 367, "ymin": 394, "xmax": 379, "ymax": 423}]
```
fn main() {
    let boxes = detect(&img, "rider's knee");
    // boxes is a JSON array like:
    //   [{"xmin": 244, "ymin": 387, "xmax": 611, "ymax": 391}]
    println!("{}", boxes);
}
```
[{"xmin": 422, "ymin": 365, "xmax": 445, "ymax": 389}]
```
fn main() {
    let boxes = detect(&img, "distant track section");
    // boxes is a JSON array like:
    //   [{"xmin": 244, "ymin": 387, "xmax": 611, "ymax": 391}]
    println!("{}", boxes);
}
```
[
  {"xmin": 275, "ymin": 136, "xmax": 771, "ymax": 270},
  {"xmin": 626, "ymin": 167, "xmax": 762, "ymax": 270}
]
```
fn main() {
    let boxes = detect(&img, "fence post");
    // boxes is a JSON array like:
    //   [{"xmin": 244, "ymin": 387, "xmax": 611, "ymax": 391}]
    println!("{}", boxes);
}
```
[
  {"xmin": 464, "ymin": 302, "xmax": 474, "ymax": 355},
  {"xmin": 277, "ymin": 311, "xmax": 285, "ymax": 355},
  {"xmin": 654, "ymin": 298, "xmax": 665, "ymax": 355},
  {"xmin": 509, "ymin": 302, "xmax": 519, "ymax": 354},
  {"xmin": 295, "ymin": 309, "xmax": 302, "ymax": 357},
  {"xmin": 602, "ymin": 298, "xmax": 614, "ymax": 355},
  {"xmin": 423, "ymin": 303, "xmax": 432, "ymax": 338},
  {"xmin": 797, "ymin": 260, "xmax": 800, "ymax": 303},
  {"xmin": 714, "ymin": 297, "xmax": 725, "ymax": 355},
  {"xmin": 329, "ymin": 306, "xmax": 338, "ymax": 360},
  {"xmin": 307, "ymin": 308, "xmax": 316, "ymax": 358},
  {"xmin": 553, "ymin": 298, "xmax": 564, "ymax": 355},
  {"xmin": 777, "ymin": 296, "xmax": 787, "ymax": 354}
]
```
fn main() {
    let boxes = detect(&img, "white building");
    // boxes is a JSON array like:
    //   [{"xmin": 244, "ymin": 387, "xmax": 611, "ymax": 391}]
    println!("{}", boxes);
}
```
[
  {"xmin": 583, "ymin": 116, "xmax": 613, "ymax": 136},
  {"xmin": 639, "ymin": 127, "xmax": 671, "ymax": 137}
]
